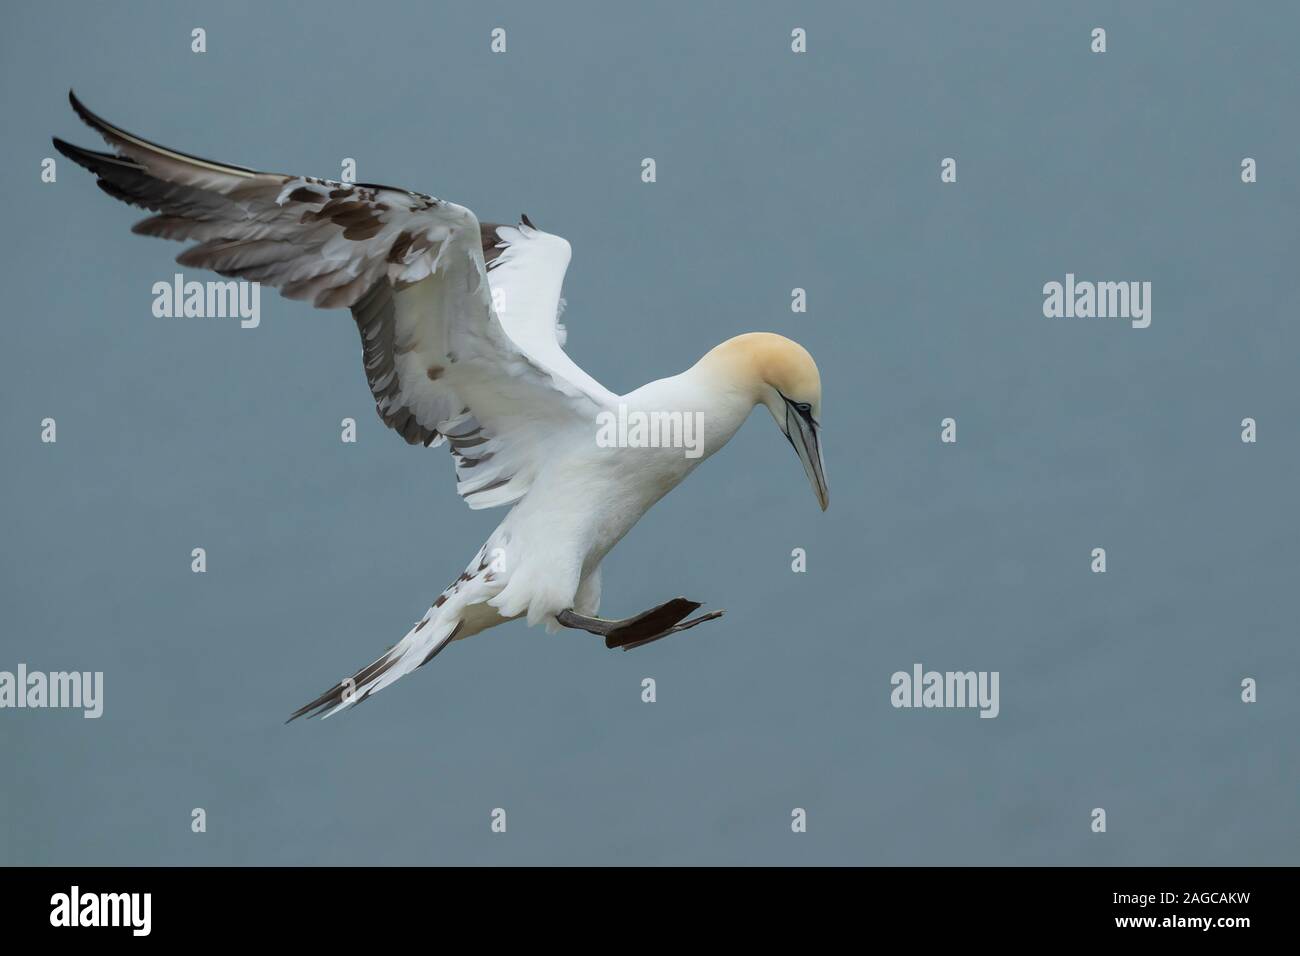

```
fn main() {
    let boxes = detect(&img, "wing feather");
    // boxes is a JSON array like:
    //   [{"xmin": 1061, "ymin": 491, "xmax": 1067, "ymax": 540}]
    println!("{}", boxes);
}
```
[{"xmin": 56, "ymin": 92, "xmax": 613, "ymax": 506}]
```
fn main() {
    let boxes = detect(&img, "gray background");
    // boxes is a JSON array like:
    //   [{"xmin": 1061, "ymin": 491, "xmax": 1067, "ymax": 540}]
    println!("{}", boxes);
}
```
[{"xmin": 2, "ymin": 0, "xmax": 1297, "ymax": 865}]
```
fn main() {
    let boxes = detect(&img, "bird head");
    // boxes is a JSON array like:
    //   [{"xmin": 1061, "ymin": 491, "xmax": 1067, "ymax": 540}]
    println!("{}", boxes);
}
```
[{"xmin": 704, "ymin": 333, "xmax": 828, "ymax": 511}]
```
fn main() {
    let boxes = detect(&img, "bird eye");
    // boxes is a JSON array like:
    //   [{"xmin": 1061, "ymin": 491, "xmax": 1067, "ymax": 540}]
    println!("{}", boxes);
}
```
[{"xmin": 794, "ymin": 402, "xmax": 812, "ymax": 415}]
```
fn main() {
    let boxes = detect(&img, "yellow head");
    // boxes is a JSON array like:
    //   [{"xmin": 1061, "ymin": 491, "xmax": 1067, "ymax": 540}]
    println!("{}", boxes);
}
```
[{"xmin": 701, "ymin": 332, "xmax": 828, "ymax": 510}]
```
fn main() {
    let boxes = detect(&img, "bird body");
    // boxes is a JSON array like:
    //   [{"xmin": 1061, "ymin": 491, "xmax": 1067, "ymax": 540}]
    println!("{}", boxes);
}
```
[{"xmin": 53, "ymin": 92, "xmax": 828, "ymax": 718}]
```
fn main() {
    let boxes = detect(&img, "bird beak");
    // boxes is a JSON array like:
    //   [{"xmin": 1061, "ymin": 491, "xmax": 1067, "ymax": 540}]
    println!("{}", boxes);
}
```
[{"xmin": 786, "ymin": 404, "xmax": 829, "ymax": 511}]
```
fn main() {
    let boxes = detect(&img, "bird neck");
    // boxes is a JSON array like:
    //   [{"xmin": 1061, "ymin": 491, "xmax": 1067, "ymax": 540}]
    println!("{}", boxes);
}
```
[{"xmin": 656, "ymin": 341, "xmax": 766, "ymax": 457}]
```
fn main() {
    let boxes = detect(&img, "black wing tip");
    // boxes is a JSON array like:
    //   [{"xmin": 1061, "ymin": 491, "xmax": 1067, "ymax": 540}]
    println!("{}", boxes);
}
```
[
  {"xmin": 57, "ymin": 89, "xmax": 99, "ymax": 162},
  {"xmin": 64, "ymin": 88, "xmax": 265, "ymax": 178},
  {"xmin": 68, "ymin": 89, "xmax": 121, "ymax": 143},
  {"xmin": 50, "ymin": 135, "xmax": 139, "ymax": 171},
  {"xmin": 67, "ymin": 88, "xmax": 106, "ymax": 133},
  {"xmin": 520, "ymin": 212, "xmax": 535, "ymax": 228},
  {"xmin": 55, "ymin": 91, "xmax": 140, "ymax": 174},
  {"xmin": 52, "ymin": 136, "xmax": 150, "ymax": 203},
  {"xmin": 50, "ymin": 135, "xmax": 89, "ymax": 161},
  {"xmin": 50, "ymin": 135, "xmax": 107, "ymax": 174}
]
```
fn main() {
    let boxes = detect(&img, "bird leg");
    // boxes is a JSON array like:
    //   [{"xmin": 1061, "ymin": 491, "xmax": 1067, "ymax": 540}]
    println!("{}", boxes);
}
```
[{"xmin": 556, "ymin": 597, "xmax": 725, "ymax": 651}]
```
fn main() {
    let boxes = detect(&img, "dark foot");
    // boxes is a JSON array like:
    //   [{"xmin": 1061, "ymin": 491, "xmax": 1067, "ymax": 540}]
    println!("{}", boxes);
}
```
[{"xmin": 556, "ymin": 597, "xmax": 725, "ymax": 650}]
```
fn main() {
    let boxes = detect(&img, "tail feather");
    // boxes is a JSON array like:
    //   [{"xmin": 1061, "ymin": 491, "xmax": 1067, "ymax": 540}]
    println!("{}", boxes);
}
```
[
  {"xmin": 289, "ymin": 537, "xmax": 506, "ymax": 722},
  {"xmin": 288, "ymin": 617, "xmax": 462, "ymax": 722}
]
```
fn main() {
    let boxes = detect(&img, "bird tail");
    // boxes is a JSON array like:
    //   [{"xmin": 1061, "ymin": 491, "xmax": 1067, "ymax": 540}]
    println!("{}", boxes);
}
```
[{"xmin": 287, "ymin": 606, "xmax": 462, "ymax": 721}]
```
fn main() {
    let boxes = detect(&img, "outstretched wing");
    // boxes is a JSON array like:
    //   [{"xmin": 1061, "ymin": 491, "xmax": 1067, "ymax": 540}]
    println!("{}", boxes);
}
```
[
  {"xmin": 55, "ymin": 92, "xmax": 615, "ymax": 509},
  {"xmin": 480, "ymin": 217, "xmax": 609, "ymax": 402}
]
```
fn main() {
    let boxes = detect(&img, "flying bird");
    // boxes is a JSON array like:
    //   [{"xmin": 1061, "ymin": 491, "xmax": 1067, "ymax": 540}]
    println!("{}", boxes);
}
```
[{"xmin": 53, "ymin": 91, "xmax": 829, "ymax": 719}]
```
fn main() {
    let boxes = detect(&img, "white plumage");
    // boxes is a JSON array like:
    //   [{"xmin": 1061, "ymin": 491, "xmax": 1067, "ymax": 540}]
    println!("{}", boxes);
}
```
[{"xmin": 54, "ymin": 92, "xmax": 829, "ymax": 719}]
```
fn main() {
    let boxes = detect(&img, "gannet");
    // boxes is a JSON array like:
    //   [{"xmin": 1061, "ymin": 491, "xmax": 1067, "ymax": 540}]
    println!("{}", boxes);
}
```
[{"xmin": 53, "ymin": 92, "xmax": 828, "ymax": 719}]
